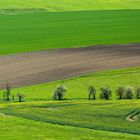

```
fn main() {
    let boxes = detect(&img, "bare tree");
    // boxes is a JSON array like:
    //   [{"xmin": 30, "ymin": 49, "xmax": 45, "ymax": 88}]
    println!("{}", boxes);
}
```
[
  {"xmin": 17, "ymin": 93, "xmax": 25, "ymax": 102},
  {"xmin": 3, "ymin": 81, "xmax": 11, "ymax": 101},
  {"xmin": 88, "ymin": 85, "xmax": 96, "ymax": 100}
]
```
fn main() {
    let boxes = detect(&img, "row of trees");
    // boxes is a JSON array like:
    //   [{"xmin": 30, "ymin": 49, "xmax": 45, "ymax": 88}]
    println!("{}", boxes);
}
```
[
  {"xmin": 88, "ymin": 86, "xmax": 140, "ymax": 100},
  {"xmin": 53, "ymin": 85, "xmax": 140, "ymax": 100},
  {"xmin": 2, "ymin": 82, "xmax": 24, "ymax": 102},
  {"xmin": 2, "ymin": 82, "xmax": 140, "ymax": 101}
]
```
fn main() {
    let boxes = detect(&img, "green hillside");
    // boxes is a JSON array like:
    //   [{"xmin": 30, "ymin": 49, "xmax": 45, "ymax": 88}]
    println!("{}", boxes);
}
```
[
  {"xmin": 0, "ymin": 100, "xmax": 140, "ymax": 139},
  {"xmin": 1, "ymin": 67, "xmax": 139, "ymax": 100},
  {"xmin": 0, "ymin": 10, "xmax": 140, "ymax": 55},
  {"xmin": 0, "ymin": 67, "xmax": 140, "ymax": 139},
  {"xmin": 0, "ymin": 0, "xmax": 140, "ymax": 12},
  {"xmin": 0, "ymin": 0, "xmax": 140, "ymax": 55},
  {"xmin": 0, "ymin": 1, "xmax": 140, "ymax": 139}
]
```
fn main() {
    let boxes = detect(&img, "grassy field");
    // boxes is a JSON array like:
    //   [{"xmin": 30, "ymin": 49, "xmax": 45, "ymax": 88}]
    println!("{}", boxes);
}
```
[
  {"xmin": 0, "ymin": 67, "xmax": 139, "ymax": 100},
  {"xmin": 0, "ymin": 1, "xmax": 140, "ymax": 139},
  {"xmin": 0, "ymin": 0, "xmax": 140, "ymax": 12},
  {"xmin": 0, "ymin": 10, "xmax": 140, "ymax": 55},
  {"xmin": 0, "ymin": 100, "xmax": 140, "ymax": 139},
  {"xmin": 0, "ymin": 0, "xmax": 140, "ymax": 55},
  {"xmin": 0, "ymin": 67, "xmax": 140, "ymax": 139}
]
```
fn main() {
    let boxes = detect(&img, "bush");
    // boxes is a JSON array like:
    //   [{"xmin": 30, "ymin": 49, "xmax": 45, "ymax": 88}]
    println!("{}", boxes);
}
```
[
  {"xmin": 135, "ymin": 87, "xmax": 140, "ymax": 99},
  {"xmin": 53, "ymin": 85, "xmax": 67, "ymax": 100},
  {"xmin": 100, "ymin": 86, "xmax": 112, "ymax": 100},
  {"xmin": 17, "ymin": 93, "xmax": 25, "ymax": 102},
  {"xmin": 115, "ymin": 86, "xmax": 125, "ymax": 99},
  {"xmin": 88, "ymin": 86, "xmax": 96, "ymax": 100},
  {"xmin": 124, "ymin": 86, "xmax": 134, "ymax": 99}
]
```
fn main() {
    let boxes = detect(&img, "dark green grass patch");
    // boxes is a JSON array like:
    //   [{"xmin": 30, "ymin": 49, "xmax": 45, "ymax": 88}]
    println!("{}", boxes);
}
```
[{"xmin": 0, "ymin": 10, "xmax": 140, "ymax": 55}]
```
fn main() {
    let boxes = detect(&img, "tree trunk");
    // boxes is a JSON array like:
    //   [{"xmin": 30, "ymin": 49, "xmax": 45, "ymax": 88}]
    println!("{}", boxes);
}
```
[
  {"xmin": 19, "ymin": 97, "xmax": 22, "ymax": 102},
  {"xmin": 89, "ymin": 95, "xmax": 91, "ymax": 100}
]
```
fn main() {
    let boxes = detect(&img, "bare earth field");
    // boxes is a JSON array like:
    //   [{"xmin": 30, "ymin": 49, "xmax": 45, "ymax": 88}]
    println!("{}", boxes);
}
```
[{"xmin": 0, "ymin": 44, "xmax": 140, "ymax": 88}]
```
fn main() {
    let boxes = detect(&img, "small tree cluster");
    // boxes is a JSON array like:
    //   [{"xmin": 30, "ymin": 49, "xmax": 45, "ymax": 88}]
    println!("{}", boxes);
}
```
[
  {"xmin": 87, "ymin": 86, "xmax": 140, "ymax": 100},
  {"xmin": 2, "ymin": 81, "xmax": 25, "ymax": 102},
  {"xmin": 53, "ymin": 85, "xmax": 67, "ymax": 100},
  {"xmin": 100, "ymin": 86, "xmax": 112, "ymax": 100},
  {"xmin": 87, "ymin": 86, "xmax": 112, "ymax": 100},
  {"xmin": 115, "ymin": 86, "xmax": 140, "ymax": 99}
]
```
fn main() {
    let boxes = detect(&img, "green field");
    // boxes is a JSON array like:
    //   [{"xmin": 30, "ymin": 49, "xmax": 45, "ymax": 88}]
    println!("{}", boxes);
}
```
[
  {"xmin": 0, "ymin": 0, "xmax": 140, "ymax": 55},
  {"xmin": 2, "ymin": 115, "xmax": 139, "ymax": 140},
  {"xmin": 0, "ymin": 100, "xmax": 140, "ymax": 139},
  {"xmin": 0, "ymin": 67, "xmax": 140, "ymax": 139},
  {"xmin": 0, "ymin": 1, "xmax": 140, "ymax": 139},
  {"xmin": 0, "ymin": 0, "xmax": 140, "ymax": 12},
  {"xmin": 2, "ymin": 67, "xmax": 139, "ymax": 100},
  {"xmin": 0, "ymin": 10, "xmax": 140, "ymax": 55}
]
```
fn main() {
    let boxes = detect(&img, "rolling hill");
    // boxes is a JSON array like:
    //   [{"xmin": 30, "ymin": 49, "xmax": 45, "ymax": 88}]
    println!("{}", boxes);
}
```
[
  {"xmin": 0, "ymin": 67, "xmax": 140, "ymax": 139},
  {"xmin": 0, "ymin": 0, "xmax": 140, "ymax": 12},
  {"xmin": 0, "ymin": 1, "xmax": 140, "ymax": 139},
  {"xmin": 0, "ymin": 10, "xmax": 140, "ymax": 55}
]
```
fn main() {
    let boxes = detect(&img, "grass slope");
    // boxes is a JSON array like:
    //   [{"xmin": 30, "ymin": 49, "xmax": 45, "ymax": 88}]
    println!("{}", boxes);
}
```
[
  {"xmin": 0, "ymin": 10, "xmax": 140, "ymax": 55},
  {"xmin": 0, "ymin": 100, "xmax": 140, "ymax": 139},
  {"xmin": 0, "ymin": 0, "xmax": 140, "ymax": 12},
  {"xmin": 0, "ymin": 67, "xmax": 140, "ymax": 139},
  {"xmin": 1, "ymin": 67, "xmax": 139, "ymax": 100}
]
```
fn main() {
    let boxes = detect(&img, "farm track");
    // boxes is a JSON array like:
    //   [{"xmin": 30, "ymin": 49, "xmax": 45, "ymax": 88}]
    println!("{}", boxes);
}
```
[
  {"xmin": 126, "ymin": 110, "xmax": 140, "ymax": 122},
  {"xmin": 0, "ymin": 44, "xmax": 140, "ymax": 88}
]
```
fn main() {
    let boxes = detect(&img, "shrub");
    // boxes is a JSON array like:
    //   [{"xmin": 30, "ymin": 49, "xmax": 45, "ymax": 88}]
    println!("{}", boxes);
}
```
[
  {"xmin": 17, "ymin": 93, "xmax": 25, "ymax": 102},
  {"xmin": 124, "ymin": 86, "xmax": 134, "ymax": 99},
  {"xmin": 53, "ymin": 85, "xmax": 67, "ymax": 100},
  {"xmin": 135, "ymin": 87, "xmax": 140, "ymax": 99},
  {"xmin": 100, "ymin": 86, "xmax": 112, "ymax": 100},
  {"xmin": 115, "ymin": 86, "xmax": 125, "ymax": 99},
  {"xmin": 88, "ymin": 86, "xmax": 96, "ymax": 100}
]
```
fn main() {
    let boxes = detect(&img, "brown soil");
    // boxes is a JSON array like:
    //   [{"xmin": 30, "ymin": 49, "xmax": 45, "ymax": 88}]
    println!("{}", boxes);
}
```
[{"xmin": 0, "ymin": 44, "xmax": 140, "ymax": 89}]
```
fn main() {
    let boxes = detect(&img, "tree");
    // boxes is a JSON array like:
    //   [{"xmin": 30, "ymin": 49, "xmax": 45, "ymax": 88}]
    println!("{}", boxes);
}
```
[
  {"xmin": 17, "ymin": 93, "xmax": 25, "ymax": 102},
  {"xmin": 115, "ymin": 86, "xmax": 125, "ymax": 99},
  {"xmin": 124, "ymin": 86, "xmax": 133, "ymax": 99},
  {"xmin": 88, "ymin": 86, "xmax": 96, "ymax": 100},
  {"xmin": 11, "ymin": 95, "xmax": 15, "ymax": 101},
  {"xmin": 135, "ymin": 87, "xmax": 140, "ymax": 99},
  {"xmin": 100, "ymin": 86, "xmax": 112, "ymax": 100},
  {"xmin": 2, "ymin": 92, "xmax": 6, "ymax": 100},
  {"xmin": 3, "ymin": 81, "xmax": 11, "ymax": 101},
  {"xmin": 53, "ymin": 85, "xmax": 67, "ymax": 100}
]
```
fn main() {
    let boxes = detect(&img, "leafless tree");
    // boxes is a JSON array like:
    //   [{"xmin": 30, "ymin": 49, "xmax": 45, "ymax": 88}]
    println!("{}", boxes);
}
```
[
  {"xmin": 17, "ymin": 93, "xmax": 25, "ymax": 102},
  {"xmin": 3, "ymin": 81, "xmax": 11, "ymax": 101},
  {"xmin": 88, "ymin": 85, "xmax": 96, "ymax": 100}
]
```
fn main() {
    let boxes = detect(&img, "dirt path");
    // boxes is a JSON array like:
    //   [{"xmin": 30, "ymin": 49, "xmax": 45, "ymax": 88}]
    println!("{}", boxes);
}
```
[
  {"xmin": 0, "ymin": 44, "xmax": 140, "ymax": 88},
  {"xmin": 126, "ymin": 110, "xmax": 140, "ymax": 122}
]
